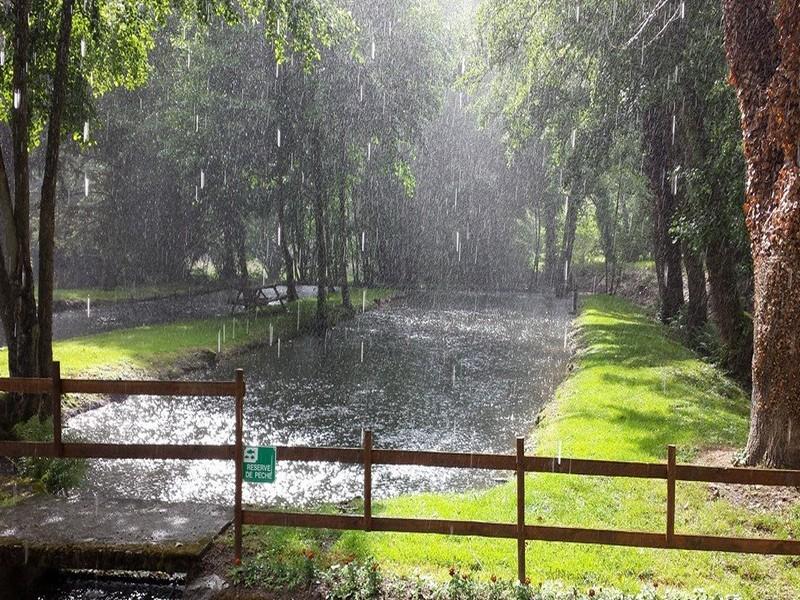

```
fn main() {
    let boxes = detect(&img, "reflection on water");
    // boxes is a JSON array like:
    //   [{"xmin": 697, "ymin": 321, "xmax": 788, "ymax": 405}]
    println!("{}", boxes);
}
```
[{"xmin": 67, "ymin": 292, "xmax": 570, "ymax": 507}]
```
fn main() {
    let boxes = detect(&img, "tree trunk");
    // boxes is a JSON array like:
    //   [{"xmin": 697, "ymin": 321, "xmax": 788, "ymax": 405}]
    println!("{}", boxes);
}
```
[
  {"xmin": 313, "ymin": 182, "xmax": 328, "ymax": 334},
  {"xmin": 38, "ymin": 0, "xmax": 75, "ymax": 381},
  {"xmin": 643, "ymin": 105, "xmax": 684, "ymax": 322},
  {"xmin": 723, "ymin": 0, "xmax": 800, "ymax": 466},
  {"xmin": 556, "ymin": 195, "xmax": 579, "ymax": 298},
  {"xmin": 337, "ymin": 171, "xmax": 352, "ymax": 312},
  {"xmin": 682, "ymin": 241, "xmax": 708, "ymax": 335},
  {"xmin": 276, "ymin": 184, "xmax": 298, "ymax": 302},
  {"xmin": 542, "ymin": 197, "xmax": 558, "ymax": 289},
  {"xmin": 705, "ymin": 236, "xmax": 752, "ymax": 382}
]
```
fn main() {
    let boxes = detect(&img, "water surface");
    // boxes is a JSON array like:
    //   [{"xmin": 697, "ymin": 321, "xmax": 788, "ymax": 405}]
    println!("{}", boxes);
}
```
[{"xmin": 67, "ymin": 292, "xmax": 570, "ymax": 507}]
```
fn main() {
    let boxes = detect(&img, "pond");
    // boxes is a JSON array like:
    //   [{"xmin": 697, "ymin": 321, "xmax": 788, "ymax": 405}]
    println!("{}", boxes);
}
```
[{"xmin": 66, "ymin": 292, "xmax": 571, "ymax": 508}]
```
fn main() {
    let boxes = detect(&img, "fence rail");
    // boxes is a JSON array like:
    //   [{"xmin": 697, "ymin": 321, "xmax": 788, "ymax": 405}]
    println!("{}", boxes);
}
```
[
  {"xmin": 245, "ymin": 433, "xmax": 800, "ymax": 582},
  {"xmin": 2, "ymin": 367, "xmax": 800, "ymax": 582}
]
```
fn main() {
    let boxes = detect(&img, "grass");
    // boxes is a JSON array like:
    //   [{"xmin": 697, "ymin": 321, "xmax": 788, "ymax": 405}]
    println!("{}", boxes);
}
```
[
  {"xmin": 239, "ymin": 295, "xmax": 800, "ymax": 599},
  {"xmin": 53, "ymin": 280, "xmax": 216, "ymax": 303},
  {"xmin": 0, "ymin": 288, "xmax": 394, "ymax": 378}
]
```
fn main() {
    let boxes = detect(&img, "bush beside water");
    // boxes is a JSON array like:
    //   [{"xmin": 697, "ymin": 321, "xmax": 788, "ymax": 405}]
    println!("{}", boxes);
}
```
[{"xmin": 12, "ymin": 416, "xmax": 85, "ymax": 494}]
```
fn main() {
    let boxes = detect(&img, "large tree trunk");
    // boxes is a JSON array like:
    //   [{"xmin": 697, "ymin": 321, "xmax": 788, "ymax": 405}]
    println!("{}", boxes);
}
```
[
  {"xmin": 643, "ymin": 105, "xmax": 684, "ymax": 322},
  {"xmin": 723, "ymin": 0, "xmax": 800, "ymax": 467},
  {"xmin": 542, "ymin": 197, "xmax": 558, "ymax": 290},
  {"xmin": 38, "ymin": 0, "xmax": 75, "ymax": 381},
  {"xmin": 313, "ymin": 182, "xmax": 328, "ymax": 334}
]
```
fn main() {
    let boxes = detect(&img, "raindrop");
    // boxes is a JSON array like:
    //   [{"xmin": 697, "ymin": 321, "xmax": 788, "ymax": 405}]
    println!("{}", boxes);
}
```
[
  {"xmin": 361, "ymin": 231, "xmax": 366, "ymax": 252},
  {"xmin": 200, "ymin": 170, "xmax": 205, "ymax": 189},
  {"xmin": 0, "ymin": 50, "xmax": 4, "ymax": 67},
  {"xmin": 82, "ymin": 121, "xmax": 89, "ymax": 143},
  {"xmin": 80, "ymin": 38, "xmax": 86, "ymax": 58},
  {"xmin": 195, "ymin": 114, "xmax": 199, "ymax": 132},
  {"xmin": 557, "ymin": 441, "xmax": 562, "ymax": 465},
  {"xmin": 367, "ymin": 142, "xmax": 372, "ymax": 161},
  {"xmin": 86, "ymin": 297, "xmax": 91, "ymax": 318},
  {"xmin": 223, "ymin": 323, "xmax": 226, "ymax": 343},
  {"xmin": 360, "ymin": 340, "xmax": 365, "ymax": 363},
  {"xmin": 671, "ymin": 114, "xmax": 676, "ymax": 145},
  {"xmin": 277, "ymin": 128, "xmax": 281, "ymax": 148},
  {"xmin": 84, "ymin": 173, "xmax": 89, "ymax": 197},
  {"xmin": 571, "ymin": 129, "xmax": 577, "ymax": 149},
  {"xmin": 217, "ymin": 330, "xmax": 221, "ymax": 353},
  {"xmin": 360, "ymin": 84, "xmax": 364, "ymax": 103},
  {"xmin": 13, "ymin": 90, "xmax": 20, "ymax": 109},
  {"xmin": 461, "ymin": 56, "xmax": 466, "ymax": 75},
  {"xmin": 362, "ymin": 289, "xmax": 366, "ymax": 313},
  {"xmin": 269, "ymin": 323, "xmax": 273, "ymax": 346},
  {"xmin": 371, "ymin": 38, "xmax": 376, "ymax": 60},
  {"xmin": 680, "ymin": 1, "xmax": 685, "ymax": 19},
  {"xmin": 277, "ymin": 338, "xmax": 281, "ymax": 358},
  {"xmin": 187, "ymin": 47, "xmax": 191, "ymax": 69},
  {"xmin": 277, "ymin": 225, "xmax": 282, "ymax": 247}
]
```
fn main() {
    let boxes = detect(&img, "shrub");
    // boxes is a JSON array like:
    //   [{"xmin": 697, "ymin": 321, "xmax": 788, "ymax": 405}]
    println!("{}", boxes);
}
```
[{"xmin": 12, "ymin": 416, "xmax": 85, "ymax": 494}]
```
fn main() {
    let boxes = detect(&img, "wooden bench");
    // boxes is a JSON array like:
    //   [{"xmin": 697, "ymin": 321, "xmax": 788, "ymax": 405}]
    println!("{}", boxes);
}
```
[{"xmin": 230, "ymin": 285, "xmax": 288, "ymax": 313}]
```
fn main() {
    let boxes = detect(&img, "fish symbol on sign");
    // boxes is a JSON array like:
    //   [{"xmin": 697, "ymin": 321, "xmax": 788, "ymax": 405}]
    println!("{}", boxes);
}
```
[{"xmin": 244, "ymin": 447, "xmax": 258, "ymax": 463}]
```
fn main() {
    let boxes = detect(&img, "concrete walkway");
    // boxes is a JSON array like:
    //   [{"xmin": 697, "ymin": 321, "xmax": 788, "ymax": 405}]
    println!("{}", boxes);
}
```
[{"xmin": 0, "ymin": 494, "xmax": 231, "ymax": 572}]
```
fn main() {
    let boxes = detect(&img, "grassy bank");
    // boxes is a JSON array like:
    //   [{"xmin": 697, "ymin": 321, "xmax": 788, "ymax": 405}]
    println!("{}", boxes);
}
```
[
  {"xmin": 0, "ymin": 288, "xmax": 394, "ymax": 380},
  {"xmin": 239, "ymin": 295, "xmax": 800, "ymax": 599},
  {"xmin": 53, "ymin": 281, "xmax": 216, "ymax": 304}
]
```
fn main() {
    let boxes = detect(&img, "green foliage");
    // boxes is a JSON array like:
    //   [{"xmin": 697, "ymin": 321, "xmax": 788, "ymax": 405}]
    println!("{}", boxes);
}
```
[
  {"xmin": 231, "ymin": 546, "xmax": 317, "ymax": 590},
  {"xmin": 12, "ymin": 416, "xmax": 85, "ymax": 494},
  {"xmin": 322, "ymin": 559, "xmax": 384, "ymax": 600}
]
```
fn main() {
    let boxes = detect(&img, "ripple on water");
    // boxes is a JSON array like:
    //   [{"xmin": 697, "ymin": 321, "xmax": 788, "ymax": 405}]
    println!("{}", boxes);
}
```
[{"xmin": 67, "ymin": 292, "xmax": 571, "ymax": 507}]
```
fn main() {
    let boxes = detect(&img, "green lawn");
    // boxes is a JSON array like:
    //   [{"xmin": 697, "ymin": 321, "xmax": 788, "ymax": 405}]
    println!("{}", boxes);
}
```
[
  {"xmin": 1, "ymin": 288, "xmax": 394, "ymax": 378},
  {"xmin": 240, "ymin": 295, "xmax": 800, "ymax": 599},
  {"xmin": 53, "ymin": 281, "xmax": 215, "ymax": 303}
]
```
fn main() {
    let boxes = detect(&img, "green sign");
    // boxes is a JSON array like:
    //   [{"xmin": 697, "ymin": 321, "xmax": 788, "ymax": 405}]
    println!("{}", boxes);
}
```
[{"xmin": 243, "ymin": 446, "xmax": 276, "ymax": 483}]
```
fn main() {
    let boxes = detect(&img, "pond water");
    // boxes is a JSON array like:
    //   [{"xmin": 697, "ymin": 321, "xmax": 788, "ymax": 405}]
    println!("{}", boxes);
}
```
[{"xmin": 66, "ymin": 292, "xmax": 571, "ymax": 508}]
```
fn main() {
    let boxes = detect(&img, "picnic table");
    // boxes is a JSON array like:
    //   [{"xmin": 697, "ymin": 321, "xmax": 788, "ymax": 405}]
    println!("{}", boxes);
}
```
[{"xmin": 230, "ymin": 284, "xmax": 288, "ymax": 313}]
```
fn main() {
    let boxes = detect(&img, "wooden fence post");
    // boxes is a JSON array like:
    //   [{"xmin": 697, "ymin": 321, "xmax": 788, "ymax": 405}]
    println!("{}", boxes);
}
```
[
  {"xmin": 363, "ymin": 429, "xmax": 373, "ymax": 531},
  {"xmin": 51, "ymin": 361, "xmax": 63, "ymax": 457},
  {"xmin": 667, "ymin": 445, "xmax": 676, "ymax": 545},
  {"xmin": 516, "ymin": 436, "xmax": 526, "ymax": 583},
  {"xmin": 234, "ymin": 369, "xmax": 245, "ymax": 562}
]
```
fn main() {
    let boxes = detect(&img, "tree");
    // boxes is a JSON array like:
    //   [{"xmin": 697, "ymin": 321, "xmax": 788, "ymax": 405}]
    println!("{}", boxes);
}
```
[
  {"xmin": 0, "ymin": 0, "xmax": 343, "ymax": 432},
  {"xmin": 722, "ymin": 0, "xmax": 800, "ymax": 467}
]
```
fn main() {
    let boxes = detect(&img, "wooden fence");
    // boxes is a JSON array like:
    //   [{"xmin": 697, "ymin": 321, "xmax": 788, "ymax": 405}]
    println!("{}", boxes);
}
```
[
  {"xmin": 252, "ymin": 434, "xmax": 800, "ymax": 583},
  {"xmin": 0, "ymin": 362, "xmax": 245, "ymax": 557},
  {"xmin": 2, "ymin": 367, "xmax": 800, "ymax": 582}
]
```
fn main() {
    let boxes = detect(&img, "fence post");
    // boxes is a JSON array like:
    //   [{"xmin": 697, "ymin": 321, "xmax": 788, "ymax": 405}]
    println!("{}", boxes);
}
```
[
  {"xmin": 666, "ymin": 445, "xmax": 676, "ymax": 545},
  {"xmin": 516, "ymin": 436, "xmax": 526, "ymax": 584},
  {"xmin": 51, "ymin": 361, "xmax": 63, "ymax": 457},
  {"xmin": 363, "ymin": 429, "xmax": 373, "ymax": 531},
  {"xmin": 234, "ymin": 369, "xmax": 245, "ymax": 563}
]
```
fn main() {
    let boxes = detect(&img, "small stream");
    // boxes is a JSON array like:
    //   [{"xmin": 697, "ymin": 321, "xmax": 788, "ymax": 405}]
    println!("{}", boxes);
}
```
[{"xmin": 66, "ymin": 292, "xmax": 571, "ymax": 508}]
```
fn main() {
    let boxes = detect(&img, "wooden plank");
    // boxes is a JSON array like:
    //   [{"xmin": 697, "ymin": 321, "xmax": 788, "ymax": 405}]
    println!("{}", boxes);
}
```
[
  {"xmin": 276, "ymin": 445, "xmax": 363, "ymax": 464},
  {"xmin": 60, "ymin": 379, "xmax": 238, "ymax": 397},
  {"xmin": 242, "ymin": 511, "xmax": 800, "ymax": 556},
  {"xmin": 525, "ymin": 456, "xmax": 668, "ymax": 479},
  {"xmin": 52, "ymin": 361, "xmax": 63, "ymax": 457},
  {"xmin": 667, "ymin": 445, "xmax": 676, "ymax": 543},
  {"xmin": 0, "ymin": 441, "xmax": 233, "ymax": 460},
  {"xmin": 242, "ymin": 510, "xmax": 364, "ymax": 530},
  {"xmin": 516, "ymin": 437, "xmax": 526, "ymax": 583},
  {"xmin": 373, "ymin": 449, "xmax": 515, "ymax": 470},
  {"xmin": 363, "ymin": 430, "xmax": 373, "ymax": 531},
  {"xmin": 234, "ymin": 369, "xmax": 244, "ymax": 562},
  {"xmin": 676, "ymin": 464, "xmax": 800, "ymax": 486},
  {"xmin": 0, "ymin": 377, "xmax": 51, "ymax": 393}
]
